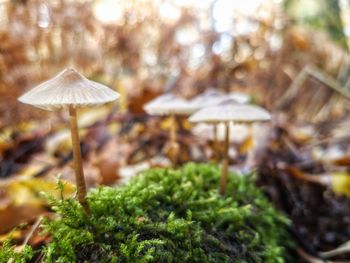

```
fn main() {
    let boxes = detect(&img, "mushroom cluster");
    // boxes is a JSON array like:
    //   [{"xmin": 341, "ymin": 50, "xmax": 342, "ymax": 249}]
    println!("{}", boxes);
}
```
[
  {"xmin": 18, "ymin": 68, "xmax": 120, "ymax": 212},
  {"xmin": 19, "ymin": 70, "xmax": 270, "ymax": 209},
  {"xmin": 143, "ymin": 90, "xmax": 248, "ymax": 167},
  {"xmin": 144, "ymin": 89, "xmax": 270, "ymax": 195}
]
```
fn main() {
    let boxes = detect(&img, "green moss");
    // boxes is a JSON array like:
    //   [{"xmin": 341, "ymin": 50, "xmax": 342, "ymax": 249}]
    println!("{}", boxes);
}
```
[
  {"xmin": 1, "ymin": 163, "xmax": 292, "ymax": 262},
  {"xmin": 0, "ymin": 240, "xmax": 33, "ymax": 263}
]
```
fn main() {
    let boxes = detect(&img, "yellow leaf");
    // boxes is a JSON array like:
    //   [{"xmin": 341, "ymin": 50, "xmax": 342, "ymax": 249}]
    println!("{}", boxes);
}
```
[
  {"xmin": 331, "ymin": 172, "xmax": 350, "ymax": 196},
  {"xmin": 239, "ymin": 135, "xmax": 254, "ymax": 154},
  {"xmin": 17, "ymin": 164, "xmax": 49, "ymax": 179},
  {"xmin": 161, "ymin": 117, "xmax": 175, "ymax": 131},
  {"xmin": 0, "ymin": 229, "xmax": 21, "ymax": 242},
  {"xmin": 2, "ymin": 178, "xmax": 74, "ymax": 207},
  {"xmin": 182, "ymin": 118, "xmax": 192, "ymax": 130}
]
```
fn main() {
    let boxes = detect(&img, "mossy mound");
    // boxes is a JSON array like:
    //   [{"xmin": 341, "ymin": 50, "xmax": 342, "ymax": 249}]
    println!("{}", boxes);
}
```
[{"xmin": 2, "ymin": 163, "xmax": 292, "ymax": 262}]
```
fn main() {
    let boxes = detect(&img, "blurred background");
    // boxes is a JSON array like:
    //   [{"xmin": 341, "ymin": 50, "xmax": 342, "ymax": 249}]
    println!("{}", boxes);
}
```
[
  {"xmin": 2, "ymin": 0, "xmax": 350, "ymax": 261},
  {"xmin": 1, "ymin": 0, "xmax": 349, "ymax": 126}
]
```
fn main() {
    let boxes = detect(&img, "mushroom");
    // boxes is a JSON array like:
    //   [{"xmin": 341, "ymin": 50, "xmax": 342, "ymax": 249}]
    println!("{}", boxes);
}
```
[
  {"xmin": 191, "ymin": 90, "xmax": 250, "ymax": 159},
  {"xmin": 144, "ymin": 93, "xmax": 199, "ymax": 167},
  {"xmin": 18, "ymin": 68, "xmax": 120, "ymax": 212},
  {"xmin": 191, "ymin": 91, "xmax": 225, "ymax": 157},
  {"xmin": 189, "ymin": 103, "xmax": 271, "ymax": 195}
]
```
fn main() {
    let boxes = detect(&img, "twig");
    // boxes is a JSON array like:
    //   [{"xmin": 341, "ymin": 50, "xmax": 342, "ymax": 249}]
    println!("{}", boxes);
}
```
[
  {"xmin": 22, "ymin": 216, "xmax": 43, "ymax": 246},
  {"xmin": 7, "ymin": 217, "xmax": 44, "ymax": 263},
  {"xmin": 320, "ymin": 240, "xmax": 350, "ymax": 259},
  {"xmin": 297, "ymin": 248, "xmax": 325, "ymax": 263},
  {"xmin": 277, "ymin": 64, "xmax": 350, "ymax": 117},
  {"xmin": 297, "ymin": 248, "xmax": 349, "ymax": 263}
]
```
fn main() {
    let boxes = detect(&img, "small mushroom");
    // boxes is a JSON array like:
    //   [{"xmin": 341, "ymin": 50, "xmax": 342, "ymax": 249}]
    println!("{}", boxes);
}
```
[
  {"xmin": 18, "ymin": 68, "xmax": 120, "ymax": 212},
  {"xmin": 191, "ymin": 90, "xmax": 250, "ymax": 158},
  {"xmin": 144, "ymin": 93, "xmax": 199, "ymax": 167},
  {"xmin": 189, "ymin": 103, "xmax": 271, "ymax": 195}
]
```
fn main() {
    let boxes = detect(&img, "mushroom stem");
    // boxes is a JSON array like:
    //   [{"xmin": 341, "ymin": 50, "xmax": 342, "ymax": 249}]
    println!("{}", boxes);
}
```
[
  {"xmin": 213, "ymin": 124, "xmax": 219, "ymax": 160},
  {"xmin": 68, "ymin": 106, "xmax": 90, "ymax": 213},
  {"xmin": 220, "ymin": 122, "xmax": 230, "ymax": 195},
  {"xmin": 169, "ymin": 113, "xmax": 178, "ymax": 167}
]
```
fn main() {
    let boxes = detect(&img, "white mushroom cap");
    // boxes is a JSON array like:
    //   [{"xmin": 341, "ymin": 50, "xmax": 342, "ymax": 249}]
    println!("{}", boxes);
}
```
[
  {"xmin": 190, "ymin": 89, "xmax": 226, "ymax": 108},
  {"xmin": 227, "ymin": 92, "xmax": 250, "ymax": 104},
  {"xmin": 190, "ymin": 89, "xmax": 250, "ymax": 108},
  {"xmin": 144, "ymin": 89, "xmax": 251, "ymax": 116},
  {"xmin": 189, "ymin": 103, "xmax": 271, "ymax": 124},
  {"xmin": 144, "ymin": 93, "xmax": 199, "ymax": 116},
  {"xmin": 18, "ymin": 68, "xmax": 120, "ymax": 111}
]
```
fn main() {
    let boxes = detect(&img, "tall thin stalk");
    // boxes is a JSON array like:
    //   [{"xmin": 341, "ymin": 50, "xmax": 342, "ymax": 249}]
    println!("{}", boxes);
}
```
[
  {"xmin": 169, "ymin": 113, "xmax": 179, "ymax": 167},
  {"xmin": 213, "ymin": 124, "xmax": 219, "ymax": 160},
  {"xmin": 219, "ymin": 122, "xmax": 230, "ymax": 195},
  {"xmin": 69, "ymin": 106, "xmax": 90, "ymax": 213}
]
